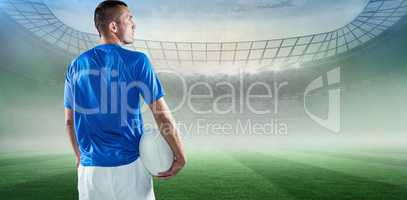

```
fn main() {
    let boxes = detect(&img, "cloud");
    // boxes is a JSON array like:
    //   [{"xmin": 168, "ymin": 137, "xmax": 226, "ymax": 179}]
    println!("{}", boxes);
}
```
[
  {"xmin": 41, "ymin": 0, "xmax": 368, "ymax": 41},
  {"xmin": 257, "ymin": 0, "xmax": 296, "ymax": 9},
  {"xmin": 232, "ymin": 0, "xmax": 308, "ymax": 13}
]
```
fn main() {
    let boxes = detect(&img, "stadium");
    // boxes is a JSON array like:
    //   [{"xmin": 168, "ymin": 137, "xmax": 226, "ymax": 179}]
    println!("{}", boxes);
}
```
[{"xmin": 0, "ymin": 0, "xmax": 407, "ymax": 199}]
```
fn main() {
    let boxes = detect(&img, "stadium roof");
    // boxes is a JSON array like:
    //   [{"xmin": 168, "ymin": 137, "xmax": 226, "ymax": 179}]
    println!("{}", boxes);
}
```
[{"xmin": 0, "ymin": 0, "xmax": 406, "ymax": 72}]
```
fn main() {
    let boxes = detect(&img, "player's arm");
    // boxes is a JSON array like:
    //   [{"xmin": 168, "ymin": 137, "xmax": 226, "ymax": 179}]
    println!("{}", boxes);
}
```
[
  {"xmin": 149, "ymin": 98, "xmax": 186, "ymax": 180},
  {"xmin": 64, "ymin": 108, "xmax": 80, "ymax": 168}
]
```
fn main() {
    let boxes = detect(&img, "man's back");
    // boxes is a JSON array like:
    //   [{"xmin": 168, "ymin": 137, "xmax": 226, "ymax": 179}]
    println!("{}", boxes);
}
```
[{"xmin": 64, "ymin": 43, "xmax": 165, "ymax": 167}]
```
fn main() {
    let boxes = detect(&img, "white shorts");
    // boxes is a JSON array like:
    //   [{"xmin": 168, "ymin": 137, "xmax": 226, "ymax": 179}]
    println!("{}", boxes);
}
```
[{"xmin": 77, "ymin": 158, "xmax": 155, "ymax": 200}]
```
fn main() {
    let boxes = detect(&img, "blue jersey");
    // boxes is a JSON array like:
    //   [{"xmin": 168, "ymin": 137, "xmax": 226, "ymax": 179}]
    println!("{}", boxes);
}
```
[{"xmin": 64, "ymin": 43, "xmax": 165, "ymax": 167}]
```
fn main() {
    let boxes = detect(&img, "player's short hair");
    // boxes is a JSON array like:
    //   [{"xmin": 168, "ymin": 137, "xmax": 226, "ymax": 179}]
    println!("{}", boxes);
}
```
[{"xmin": 94, "ymin": 0, "xmax": 128, "ymax": 36}]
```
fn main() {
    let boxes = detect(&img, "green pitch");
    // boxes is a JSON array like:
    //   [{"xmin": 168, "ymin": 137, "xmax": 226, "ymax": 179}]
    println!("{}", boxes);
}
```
[{"xmin": 1, "ymin": 149, "xmax": 407, "ymax": 200}]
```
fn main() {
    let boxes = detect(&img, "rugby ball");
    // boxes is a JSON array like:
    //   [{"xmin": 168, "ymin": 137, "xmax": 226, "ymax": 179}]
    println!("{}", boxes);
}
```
[{"xmin": 139, "ymin": 129, "xmax": 174, "ymax": 176}]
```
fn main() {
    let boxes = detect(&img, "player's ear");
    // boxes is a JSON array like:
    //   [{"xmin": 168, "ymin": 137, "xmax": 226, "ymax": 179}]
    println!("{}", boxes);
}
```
[{"xmin": 109, "ymin": 21, "xmax": 119, "ymax": 33}]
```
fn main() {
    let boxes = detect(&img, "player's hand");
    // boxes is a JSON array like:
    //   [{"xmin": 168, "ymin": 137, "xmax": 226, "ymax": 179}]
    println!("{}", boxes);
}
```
[{"xmin": 157, "ymin": 157, "xmax": 186, "ymax": 180}]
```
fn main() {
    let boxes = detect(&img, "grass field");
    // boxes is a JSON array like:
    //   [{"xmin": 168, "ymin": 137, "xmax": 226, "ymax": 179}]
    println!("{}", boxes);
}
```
[{"xmin": 1, "ymin": 149, "xmax": 407, "ymax": 200}]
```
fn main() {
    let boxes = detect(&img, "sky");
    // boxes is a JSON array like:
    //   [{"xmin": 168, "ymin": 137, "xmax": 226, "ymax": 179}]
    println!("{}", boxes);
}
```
[{"xmin": 44, "ymin": 0, "xmax": 369, "ymax": 42}]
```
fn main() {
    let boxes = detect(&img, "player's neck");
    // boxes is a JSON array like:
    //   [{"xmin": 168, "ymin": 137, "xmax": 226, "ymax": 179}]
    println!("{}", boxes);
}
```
[{"xmin": 100, "ymin": 35, "xmax": 123, "ymax": 46}]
